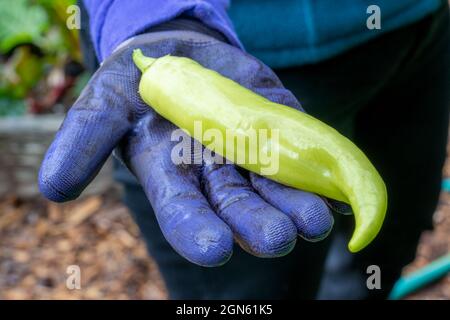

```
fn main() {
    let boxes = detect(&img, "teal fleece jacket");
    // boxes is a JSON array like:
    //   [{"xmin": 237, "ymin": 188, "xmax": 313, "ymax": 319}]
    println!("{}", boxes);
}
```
[
  {"xmin": 229, "ymin": 0, "xmax": 443, "ymax": 67},
  {"xmin": 84, "ymin": 0, "xmax": 444, "ymax": 67}
]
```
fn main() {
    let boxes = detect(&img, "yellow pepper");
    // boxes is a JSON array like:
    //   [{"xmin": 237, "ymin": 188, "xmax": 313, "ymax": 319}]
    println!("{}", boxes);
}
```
[{"xmin": 133, "ymin": 49, "xmax": 387, "ymax": 252}]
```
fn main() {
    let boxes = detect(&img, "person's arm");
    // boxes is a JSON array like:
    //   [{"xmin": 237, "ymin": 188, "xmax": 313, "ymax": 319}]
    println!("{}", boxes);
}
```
[{"xmin": 83, "ymin": 0, "xmax": 243, "ymax": 61}]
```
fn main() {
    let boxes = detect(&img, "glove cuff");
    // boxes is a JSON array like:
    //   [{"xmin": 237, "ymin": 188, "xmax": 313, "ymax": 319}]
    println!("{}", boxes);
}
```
[{"xmin": 111, "ymin": 28, "xmax": 229, "ymax": 61}]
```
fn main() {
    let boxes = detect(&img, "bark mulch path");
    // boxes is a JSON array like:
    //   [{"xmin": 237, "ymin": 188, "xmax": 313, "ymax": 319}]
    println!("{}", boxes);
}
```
[{"xmin": 0, "ymin": 191, "xmax": 167, "ymax": 299}]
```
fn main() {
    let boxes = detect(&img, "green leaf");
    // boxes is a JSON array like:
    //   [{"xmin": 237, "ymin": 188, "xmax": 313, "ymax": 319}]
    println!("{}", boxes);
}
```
[{"xmin": 0, "ymin": 0, "xmax": 49, "ymax": 53}]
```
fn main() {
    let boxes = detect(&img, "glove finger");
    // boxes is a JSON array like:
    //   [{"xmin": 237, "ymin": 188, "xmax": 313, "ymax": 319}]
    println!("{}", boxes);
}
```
[
  {"xmin": 323, "ymin": 198, "xmax": 353, "ymax": 215},
  {"xmin": 322, "ymin": 197, "xmax": 353, "ymax": 216},
  {"xmin": 122, "ymin": 114, "xmax": 233, "ymax": 267},
  {"xmin": 202, "ymin": 163, "xmax": 297, "ymax": 258},
  {"xmin": 39, "ymin": 68, "xmax": 134, "ymax": 202},
  {"xmin": 250, "ymin": 173, "xmax": 334, "ymax": 242}
]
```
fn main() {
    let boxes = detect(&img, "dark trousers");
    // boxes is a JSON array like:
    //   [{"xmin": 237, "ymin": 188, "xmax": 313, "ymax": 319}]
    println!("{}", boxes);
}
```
[{"xmin": 120, "ymin": 6, "xmax": 450, "ymax": 299}]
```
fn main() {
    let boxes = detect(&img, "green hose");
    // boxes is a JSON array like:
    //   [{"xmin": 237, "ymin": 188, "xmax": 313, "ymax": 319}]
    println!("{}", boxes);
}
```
[
  {"xmin": 389, "ymin": 253, "xmax": 450, "ymax": 300},
  {"xmin": 442, "ymin": 178, "xmax": 450, "ymax": 192}
]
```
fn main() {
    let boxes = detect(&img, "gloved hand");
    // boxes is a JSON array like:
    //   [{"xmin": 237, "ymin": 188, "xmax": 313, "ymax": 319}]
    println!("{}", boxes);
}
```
[{"xmin": 39, "ymin": 23, "xmax": 348, "ymax": 267}]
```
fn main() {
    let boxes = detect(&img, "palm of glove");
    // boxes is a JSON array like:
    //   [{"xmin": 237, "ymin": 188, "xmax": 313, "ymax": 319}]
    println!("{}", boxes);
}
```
[{"xmin": 39, "ymin": 32, "xmax": 335, "ymax": 266}]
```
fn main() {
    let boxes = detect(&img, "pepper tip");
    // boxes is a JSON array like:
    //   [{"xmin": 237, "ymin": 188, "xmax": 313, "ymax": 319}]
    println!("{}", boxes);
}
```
[{"xmin": 348, "ymin": 241, "xmax": 361, "ymax": 253}]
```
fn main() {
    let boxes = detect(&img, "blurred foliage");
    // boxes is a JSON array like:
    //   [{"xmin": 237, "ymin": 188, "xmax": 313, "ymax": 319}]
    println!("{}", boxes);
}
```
[
  {"xmin": 0, "ymin": 47, "xmax": 43, "ymax": 99},
  {"xmin": 0, "ymin": 0, "xmax": 80, "ymax": 59},
  {"xmin": 0, "ymin": 0, "xmax": 81, "ymax": 116},
  {"xmin": 0, "ymin": 0, "xmax": 49, "ymax": 53},
  {"xmin": 35, "ymin": 0, "xmax": 81, "ymax": 61},
  {"xmin": 72, "ymin": 71, "xmax": 91, "ymax": 97},
  {"xmin": 0, "ymin": 97, "xmax": 27, "ymax": 117}
]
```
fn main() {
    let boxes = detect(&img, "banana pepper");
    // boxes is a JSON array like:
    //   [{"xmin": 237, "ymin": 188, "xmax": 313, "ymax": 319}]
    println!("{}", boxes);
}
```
[{"xmin": 133, "ymin": 49, "xmax": 387, "ymax": 252}]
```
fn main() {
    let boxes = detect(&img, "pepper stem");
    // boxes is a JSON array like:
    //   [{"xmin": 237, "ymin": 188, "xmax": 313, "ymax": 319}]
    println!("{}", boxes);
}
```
[{"xmin": 132, "ymin": 49, "xmax": 156, "ymax": 73}]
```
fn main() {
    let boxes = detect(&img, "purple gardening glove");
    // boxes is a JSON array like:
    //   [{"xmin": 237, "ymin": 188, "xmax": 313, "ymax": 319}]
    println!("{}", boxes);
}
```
[{"xmin": 39, "ymin": 25, "xmax": 348, "ymax": 267}]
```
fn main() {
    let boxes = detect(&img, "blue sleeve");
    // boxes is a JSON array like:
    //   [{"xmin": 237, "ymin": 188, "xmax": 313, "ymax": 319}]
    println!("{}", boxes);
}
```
[{"xmin": 83, "ymin": 0, "xmax": 243, "ymax": 61}]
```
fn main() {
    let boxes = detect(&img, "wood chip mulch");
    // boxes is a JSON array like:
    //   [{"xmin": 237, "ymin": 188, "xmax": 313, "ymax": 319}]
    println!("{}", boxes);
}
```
[{"xmin": 0, "ymin": 190, "xmax": 167, "ymax": 299}]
